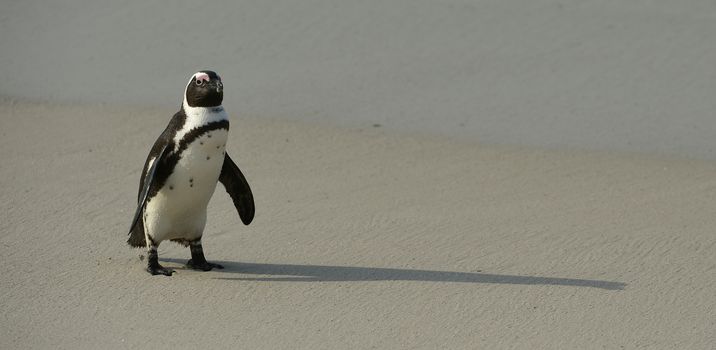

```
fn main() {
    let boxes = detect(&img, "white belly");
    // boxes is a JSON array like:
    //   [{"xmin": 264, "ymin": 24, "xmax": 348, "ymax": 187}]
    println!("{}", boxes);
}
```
[{"xmin": 144, "ymin": 129, "xmax": 229, "ymax": 242}]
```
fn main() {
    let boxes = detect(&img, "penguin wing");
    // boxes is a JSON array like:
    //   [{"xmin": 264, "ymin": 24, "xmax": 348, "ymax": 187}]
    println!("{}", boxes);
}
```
[
  {"xmin": 128, "ymin": 143, "xmax": 169, "ymax": 235},
  {"xmin": 219, "ymin": 153, "xmax": 255, "ymax": 225}
]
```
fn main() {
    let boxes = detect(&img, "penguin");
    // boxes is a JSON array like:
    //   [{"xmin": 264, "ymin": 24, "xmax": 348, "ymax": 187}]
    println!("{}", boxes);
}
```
[{"xmin": 127, "ymin": 70, "xmax": 254, "ymax": 276}]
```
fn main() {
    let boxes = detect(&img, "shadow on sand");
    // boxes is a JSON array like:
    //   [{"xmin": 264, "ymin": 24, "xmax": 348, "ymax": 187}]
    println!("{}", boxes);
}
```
[{"xmin": 162, "ymin": 258, "xmax": 625, "ymax": 290}]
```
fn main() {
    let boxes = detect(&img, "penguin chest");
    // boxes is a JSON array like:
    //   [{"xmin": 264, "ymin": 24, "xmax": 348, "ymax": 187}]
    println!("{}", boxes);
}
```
[
  {"xmin": 165, "ymin": 129, "xmax": 229, "ymax": 209},
  {"xmin": 147, "ymin": 129, "xmax": 229, "ymax": 223}
]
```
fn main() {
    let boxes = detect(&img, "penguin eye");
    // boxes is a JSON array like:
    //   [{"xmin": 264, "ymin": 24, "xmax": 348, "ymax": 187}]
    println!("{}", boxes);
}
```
[{"xmin": 195, "ymin": 80, "xmax": 203, "ymax": 86}]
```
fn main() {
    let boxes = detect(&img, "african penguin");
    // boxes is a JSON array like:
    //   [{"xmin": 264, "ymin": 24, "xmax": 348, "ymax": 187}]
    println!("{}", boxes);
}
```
[{"xmin": 127, "ymin": 70, "xmax": 254, "ymax": 276}]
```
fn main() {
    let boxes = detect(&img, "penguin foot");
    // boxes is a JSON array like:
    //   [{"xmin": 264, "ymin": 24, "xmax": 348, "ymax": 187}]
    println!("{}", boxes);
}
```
[
  {"xmin": 147, "ymin": 265, "xmax": 174, "ymax": 276},
  {"xmin": 186, "ymin": 259, "xmax": 224, "ymax": 271}
]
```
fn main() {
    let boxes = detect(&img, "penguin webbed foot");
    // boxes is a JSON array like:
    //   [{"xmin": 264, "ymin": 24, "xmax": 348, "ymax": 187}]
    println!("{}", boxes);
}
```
[
  {"xmin": 186, "ymin": 259, "xmax": 224, "ymax": 271},
  {"xmin": 146, "ymin": 246, "xmax": 174, "ymax": 276},
  {"xmin": 147, "ymin": 264, "xmax": 174, "ymax": 276}
]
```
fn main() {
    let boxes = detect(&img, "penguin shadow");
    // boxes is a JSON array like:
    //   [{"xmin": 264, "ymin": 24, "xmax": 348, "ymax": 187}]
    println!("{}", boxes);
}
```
[{"xmin": 161, "ymin": 258, "xmax": 625, "ymax": 290}]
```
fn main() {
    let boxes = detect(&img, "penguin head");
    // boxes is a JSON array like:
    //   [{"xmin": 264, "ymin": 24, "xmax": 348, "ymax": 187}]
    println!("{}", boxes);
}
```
[{"xmin": 184, "ymin": 70, "xmax": 223, "ymax": 107}]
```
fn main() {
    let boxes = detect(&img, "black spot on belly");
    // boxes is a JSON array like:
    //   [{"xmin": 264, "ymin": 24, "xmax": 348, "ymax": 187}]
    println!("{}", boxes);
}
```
[
  {"xmin": 206, "ymin": 156, "xmax": 211, "ymax": 160},
  {"xmin": 216, "ymin": 146, "xmax": 220, "ymax": 149},
  {"xmin": 207, "ymin": 134, "xmax": 212, "ymax": 138},
  {"xmin": 169, "ymin": 185, "xmax": 174, "ymax": 190},
  {"xmin": 200, "ymin": 141, "xmax": 204, "ymax": 145}
]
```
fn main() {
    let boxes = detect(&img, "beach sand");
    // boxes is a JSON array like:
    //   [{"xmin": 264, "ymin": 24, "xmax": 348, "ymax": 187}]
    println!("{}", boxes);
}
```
[
  {"xmin": 1, "ymin": 101, "xmax": 714, "ymax": 349},
  {"xmin": 2, "ymin": 1, "xmax": 716, "ymax": 348}
]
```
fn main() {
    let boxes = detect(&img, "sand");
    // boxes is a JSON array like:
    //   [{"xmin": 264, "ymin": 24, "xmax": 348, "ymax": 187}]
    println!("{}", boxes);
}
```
[
  {"xmin": 1, "ymin": 100, "xmax": 715, "ymax": 349},
  {"xmin": 2, "ymin": 1, "xmax": 716, "ymax": 349}
]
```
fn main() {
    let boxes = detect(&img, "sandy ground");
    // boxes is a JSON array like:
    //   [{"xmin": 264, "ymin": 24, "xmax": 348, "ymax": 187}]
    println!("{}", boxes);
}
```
[
  {"xmin": 1, "ymin": 100, "xmax": 715, "ymax": 349},
  {"xmin": 2, "ymin": 1, "xmax": 716, "ymax": 349}
]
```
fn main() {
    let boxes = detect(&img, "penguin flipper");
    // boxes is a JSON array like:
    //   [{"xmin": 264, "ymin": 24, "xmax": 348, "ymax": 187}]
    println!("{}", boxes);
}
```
[
  {"xmin": 127, "ymin": 218, "xmax": 146, "ymax": 247},
  {"xmin": 128, "ymin": 144, "xmax": 169, "ymax": 241},
  {"xmin": 219, "ymin": 153, "xmax": 255, "ymax": 225}
]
